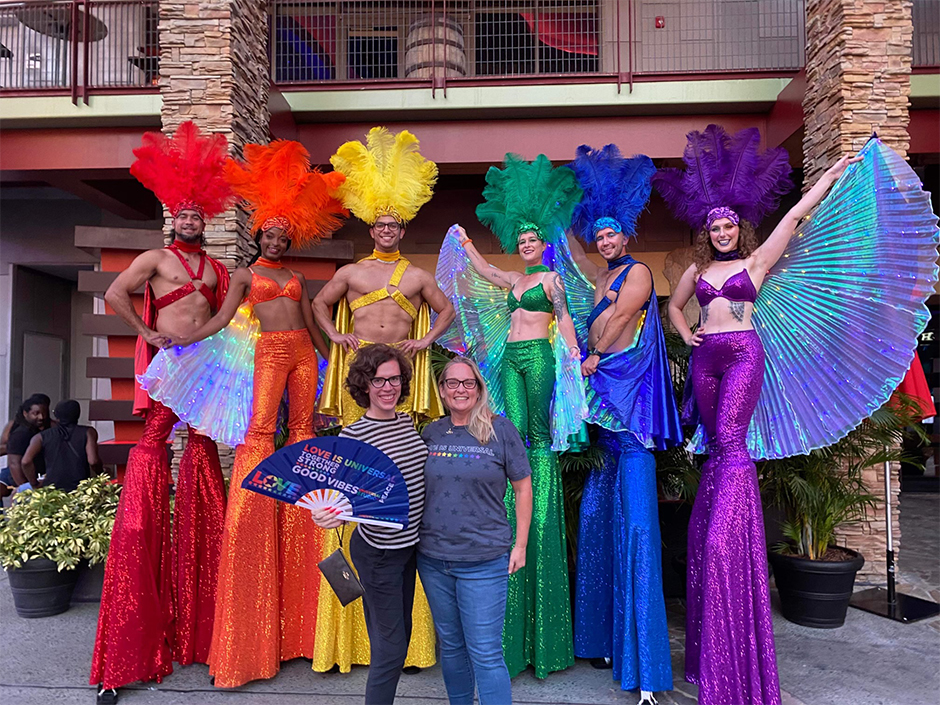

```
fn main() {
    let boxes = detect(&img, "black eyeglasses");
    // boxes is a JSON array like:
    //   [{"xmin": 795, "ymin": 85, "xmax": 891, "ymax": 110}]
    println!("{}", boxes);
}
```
[
  {"xmin": 442, "ymin": 378, "xmax": 479, "ymax": 390},
  {"xmin": 370, "ymin": 375, "xmax": 403, "ymax": 389},
  {"xmin": 373, "ymin": 222, "xmax": 402, "ymax": 233}
]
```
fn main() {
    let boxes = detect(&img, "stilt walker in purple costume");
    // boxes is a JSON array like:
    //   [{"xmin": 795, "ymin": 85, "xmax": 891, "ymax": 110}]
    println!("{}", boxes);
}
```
[
  {"xmin": 657, "ymin": 126, "xmax": 939, "ymax": 705},
  {"xmin": 556, "ymin": 145, "xmax": 683, "ymax": 703}
]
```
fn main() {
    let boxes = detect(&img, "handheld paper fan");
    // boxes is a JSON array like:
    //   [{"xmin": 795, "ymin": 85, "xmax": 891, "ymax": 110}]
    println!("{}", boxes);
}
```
[{"xmin": 241, "ymin": 436, "xmax": 410, "ymax": 529}]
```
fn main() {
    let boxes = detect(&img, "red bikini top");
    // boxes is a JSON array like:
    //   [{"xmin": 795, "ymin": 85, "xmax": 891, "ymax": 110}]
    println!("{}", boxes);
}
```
[
  {"xmin": 247, "ymin": 269, "xmax": 302, "ymax": 306},
  {"xmin": 153, "ymin": 245, "xmax": 218, "ymax": 311}
]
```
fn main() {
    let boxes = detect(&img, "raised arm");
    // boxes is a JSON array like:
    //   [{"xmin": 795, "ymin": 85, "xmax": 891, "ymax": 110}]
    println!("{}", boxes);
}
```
[
  {"xmin": 565, "ymin": 233, "xmax": 600, "ymax": 285},
  {"xmin": 104, "ymin": 250, "xmax": 169, "ymax": 348},
  {"xmin": 547, "ymin": 273, "xmax": 581, "ymax": 354},
  {"xmin": 312, "ymin": 267, "xmax": 360, "ymax": 352},
  {"xmin": 582, "ymin": 265, "xmax": 652, "ymax": 376},
  {"xmin": 667, "ymin": 264, "xmax": 704, "ymax": 347},
  {"xmin": 170, "ymin": 268, "xmax": 252, "ymax": 346},
  {"xmin": 455, "ymin": 225, "xmax": 521, "ymax": 290},
  {"xmin": 754, "ymin": 155, "xmax": 861, "ymax": 273},
  {"xmin": 399, "ymin": 271, "xmax": 457, "ymax": 357},
  {"xmin": 85, "ymin": 427, "xmax": 104, "ymax": 477},
  {"xmin": 297, "ymin": 272, "xmax": 330, "ymax": 358},
  {"xmin": 20, "ymin": 434, "xmax": 43, "ymax": 487}
]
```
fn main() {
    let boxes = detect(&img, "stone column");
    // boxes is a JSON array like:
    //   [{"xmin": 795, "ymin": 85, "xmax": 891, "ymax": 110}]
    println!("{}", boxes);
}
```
[
  {"xmin": 802, "ymin": 0, "xmax": 913, "ymax": 583},
  {"xmin": 158, "ymin": 0, "xmax": 271, "ymax": 270}
]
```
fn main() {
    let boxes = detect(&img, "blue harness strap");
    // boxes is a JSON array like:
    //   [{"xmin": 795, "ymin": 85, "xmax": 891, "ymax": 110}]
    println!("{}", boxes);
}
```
[{"xmin": 586, "ymin": 261, "xmax": 651, "ymax": 331}]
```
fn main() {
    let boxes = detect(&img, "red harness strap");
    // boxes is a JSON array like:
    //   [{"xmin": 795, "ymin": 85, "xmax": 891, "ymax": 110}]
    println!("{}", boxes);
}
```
[{"xmin": 153, "ymin": 246, "xmax": 218, "ymax": 311}]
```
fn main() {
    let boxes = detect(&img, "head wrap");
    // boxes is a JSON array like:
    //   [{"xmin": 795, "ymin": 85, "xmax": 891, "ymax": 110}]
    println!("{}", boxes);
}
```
[
  {"xmin": 567, "ymin": 144, "xmax": 656, "ymax": 242},
  {"xmin": 224, "ymin": 140, "xmax": 348, "ymax": 248},
  {"xmin": 476, "ymin": 153, "xmax": 583, "ymax": 253},
  {"xmin": 330, "ymin": 127, "xmax": 437, "ymax": 224},
  {"xmin": 130, "ymin": 121, "xmax": 235, "ymax": 220},
  {"xmin": 653, "ymin": 124, "xmax": 792, "ymax": 230}
]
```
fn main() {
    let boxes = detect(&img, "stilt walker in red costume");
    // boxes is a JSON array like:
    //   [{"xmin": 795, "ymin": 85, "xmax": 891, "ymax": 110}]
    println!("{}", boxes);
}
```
[{"xmin": 91, "ymin": 121, "xmax": 235, "ymax": 704}]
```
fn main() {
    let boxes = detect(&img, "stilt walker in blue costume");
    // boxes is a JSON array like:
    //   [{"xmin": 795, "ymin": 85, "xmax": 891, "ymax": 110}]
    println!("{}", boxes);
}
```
[{"xmin": 556, "ymin": 145, "xmax": 683, "ymax": 703}]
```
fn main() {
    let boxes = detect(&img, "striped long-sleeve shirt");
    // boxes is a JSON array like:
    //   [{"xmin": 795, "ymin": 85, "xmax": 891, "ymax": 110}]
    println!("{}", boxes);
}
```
[{"xmin": 339, "ymin": 412, "xmax": 428, "ymax": 549}]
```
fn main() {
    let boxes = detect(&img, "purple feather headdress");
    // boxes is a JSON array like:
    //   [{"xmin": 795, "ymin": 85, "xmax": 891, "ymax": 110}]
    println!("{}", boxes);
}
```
[
  {"xmin": 568, "ymin": 144, "xmax": 656, "ymax": 242},
  {"xmin": 653, "ymin": 125, "xmax": 792, "ymax": 229}
]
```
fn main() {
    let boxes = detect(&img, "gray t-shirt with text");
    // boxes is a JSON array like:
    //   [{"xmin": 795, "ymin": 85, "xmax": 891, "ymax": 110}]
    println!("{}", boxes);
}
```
[{"xmin": 419, "ymin": 415, "xmax": 531, "ymax": 562}]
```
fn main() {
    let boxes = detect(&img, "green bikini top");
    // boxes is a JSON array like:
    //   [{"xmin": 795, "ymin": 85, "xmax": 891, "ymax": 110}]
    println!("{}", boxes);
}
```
[{"xmin": 507, "ymin": 282, "xmax": 553, "ymax": 314}]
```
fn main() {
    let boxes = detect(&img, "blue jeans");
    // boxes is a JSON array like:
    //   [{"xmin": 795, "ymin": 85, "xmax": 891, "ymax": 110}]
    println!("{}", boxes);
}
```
[{"xmin": 417, "ymin": 552, "xmax": 512, "ymax": 705}]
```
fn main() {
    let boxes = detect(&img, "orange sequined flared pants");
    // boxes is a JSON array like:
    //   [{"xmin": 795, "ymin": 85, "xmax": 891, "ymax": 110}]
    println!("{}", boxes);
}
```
[
  {"xmin": 91, "ymin": 401, "xmax": 226, "ymax": 689},
  {"xmin": 208, "ymin": 330, "xmax": 324, "ymax": 688}
]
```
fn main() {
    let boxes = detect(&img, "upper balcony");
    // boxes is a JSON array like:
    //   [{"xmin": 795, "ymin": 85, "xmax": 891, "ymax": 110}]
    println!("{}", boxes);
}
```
[{"xmin": 0, "ymin": 0, "xmax": 936, "ymax": 100}]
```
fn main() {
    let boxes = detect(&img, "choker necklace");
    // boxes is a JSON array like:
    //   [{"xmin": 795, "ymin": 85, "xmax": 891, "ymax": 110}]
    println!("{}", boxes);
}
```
[
  {"xmin": 171, "ymin": 239, "xmax": 203, "ymax": 254},
  {"xmin": 607, "ymin": 253, "xmax": 636, "ymax": 270},
  {"xmin": 714, "ymin": 250, "xmax": 742, "ymax": 261},
  {"xmin": 371, "ymin": 249, "xmax": 401, "ymax": 263},
  {"xmin": 525, "ymin": 265, "xmax": 550, "ymax": 275},
  {"xmin": 255, "ymin": 257, "xmax": 283, "ymax": 269}
]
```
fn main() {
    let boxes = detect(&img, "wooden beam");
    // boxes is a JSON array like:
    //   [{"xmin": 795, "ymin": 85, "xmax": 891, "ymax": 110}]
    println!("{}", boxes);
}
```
[
  {"xmin": 98, "ymin": 442, "xmax": 135, "ymax": 465},
  {"xmin": 87, "ymin": 356, "xmax": 135, "ymax": 379},
  {"xmin": 82, "ymin": 313, "xmax": 134, "ymax": 336},
  {"xmin": 45, "ymin": 174, "xmax": 155, "ymax": 221},
  {"xmin": 287, "ymin": 238, "xmax": 355, "ymax": 262},
  {"xmin": 75, "ymin": 225, "xmax": 164, "ymax": 250},
  {"xmin": 89, "ymin": 400, "xmax": 136, "ymax": 422}
]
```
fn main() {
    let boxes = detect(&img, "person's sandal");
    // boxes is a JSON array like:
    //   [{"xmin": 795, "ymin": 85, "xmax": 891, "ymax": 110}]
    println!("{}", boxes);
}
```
[{"xmin": 96, "ymin": 686, "xmax": 118, "ymax": 704}]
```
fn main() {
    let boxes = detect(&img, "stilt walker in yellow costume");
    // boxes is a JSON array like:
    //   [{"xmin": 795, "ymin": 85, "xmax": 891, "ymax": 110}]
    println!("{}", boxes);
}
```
[{"xmin": 311, "ymin": 127, "xmax": 456, "ymax": 673}]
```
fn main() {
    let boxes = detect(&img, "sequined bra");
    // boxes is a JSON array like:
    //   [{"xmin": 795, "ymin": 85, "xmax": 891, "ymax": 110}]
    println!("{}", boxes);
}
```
[
  {"xmin": 694, "ymin": 269, "xmax": 758, "ymax": 307},
  {"xmin": 507, "ymin": 282, "xmax": 553, "ymax": 314},
  {"xmin": 348, "ymin": 258, "xmax": 418, "ymax": 320},
  {"xmin": 247, "ymin": 269, "xmax": 302, "ymax": 306}
]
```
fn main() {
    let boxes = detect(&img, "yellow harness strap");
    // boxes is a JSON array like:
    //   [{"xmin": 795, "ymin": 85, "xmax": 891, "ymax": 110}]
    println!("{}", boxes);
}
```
[{"xmin": 348, "ymin": 258, "xmax": 418, "ymax": 320}]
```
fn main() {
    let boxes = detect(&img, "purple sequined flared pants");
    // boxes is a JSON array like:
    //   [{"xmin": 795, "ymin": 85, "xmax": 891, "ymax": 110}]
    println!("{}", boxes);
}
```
[{"xmin": 686, "ymin": 330, "xmax": 781, "ymax": 705}]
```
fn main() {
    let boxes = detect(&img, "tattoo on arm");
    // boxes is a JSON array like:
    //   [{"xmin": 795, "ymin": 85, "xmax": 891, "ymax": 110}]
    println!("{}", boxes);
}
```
[
  {"xmin": 551, "ymin": 274, "xmax": 569, "ymax": 321},
  {"xmin": 700, "ymin": 304, "xmax": 709, "ymax": 326},
  {"xmin": 729, "ymin": 301, "xmax": 746, "ymax": 322}
]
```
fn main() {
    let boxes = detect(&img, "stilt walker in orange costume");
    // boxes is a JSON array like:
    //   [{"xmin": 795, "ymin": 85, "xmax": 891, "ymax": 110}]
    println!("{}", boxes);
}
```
[
  {"xmin": 142, "ymin": 140, "xmax": 347, "ymax": 687},
  {"xmin": 91, "ymin": 122, "xmax": 235, "ymax": 703}
]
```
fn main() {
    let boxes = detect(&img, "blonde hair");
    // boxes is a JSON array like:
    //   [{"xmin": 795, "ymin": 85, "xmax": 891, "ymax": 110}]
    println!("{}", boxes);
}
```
[{"xmin": 439, "ymin": 357, "xmax": 496, "ymax": 445}]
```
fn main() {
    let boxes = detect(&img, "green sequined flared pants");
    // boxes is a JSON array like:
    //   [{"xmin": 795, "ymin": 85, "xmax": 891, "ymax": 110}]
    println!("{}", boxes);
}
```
[{"xmin": 501, "ymin": 339, "xmax": 574, "ymax": 678}]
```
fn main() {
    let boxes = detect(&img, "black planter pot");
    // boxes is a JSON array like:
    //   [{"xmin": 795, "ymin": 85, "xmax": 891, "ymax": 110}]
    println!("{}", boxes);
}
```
[
  {"xmin": 6, "ymin": 558, "xmax": 79, "ymax": 618},
  {"xmin": 72, "ymin": 559, "xmax": 106, "ymax": 603},
  {"xmin": 768, "ymin": 548, "xmax": 865, "ymax": 628}
]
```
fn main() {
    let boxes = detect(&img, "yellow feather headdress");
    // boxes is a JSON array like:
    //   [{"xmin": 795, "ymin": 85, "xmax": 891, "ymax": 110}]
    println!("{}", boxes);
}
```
[{"xmin": 330, "ymin": 127, "xmax": 438, "ymax": 224}]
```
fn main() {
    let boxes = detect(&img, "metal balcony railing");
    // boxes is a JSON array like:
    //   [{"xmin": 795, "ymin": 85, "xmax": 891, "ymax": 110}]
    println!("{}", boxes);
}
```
[{"xmin": 0, "ymin": 0, "xmax": 158, "ymax": 99}]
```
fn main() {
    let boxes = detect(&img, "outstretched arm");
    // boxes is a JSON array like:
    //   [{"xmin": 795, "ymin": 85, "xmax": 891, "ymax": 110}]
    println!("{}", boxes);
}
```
[
  {"xmin": 297, "ymin": 272, "xmax": 330, "ymax": 358},
  {"xmin": 170, "ymin": 268, "xmax": 252, "ymax": 346},
  {"xmin": 455, "ymin": 225, "xmax": 522, "ymax": 290},
  {"xmin": 399, "ymin": 272, "xmax": 457, "ymax": 356},
  {"xmin": 547, "ymin": 273, "xmax": 581, "ymax": 355},
  {"xmin": 754, "ymin": 155, "xmax": 861, "ymax": 273},
  {"xmin": 667, "ymin": 264, "xmax": 704, "ymax": 347},
  {"xmin": 565, "ymin": 233, "xmax": 600, "ymax": 285},
  {"xmin": 104, "ymin": 250, "xmax": 169, "ymax": 348},
  {"xmin": 312, "ymin": 267, "xmax": 360, "ymax": 352},
  {"xmin": 581, "ymin": 265, "xmax": 652, "ymax": 376}
]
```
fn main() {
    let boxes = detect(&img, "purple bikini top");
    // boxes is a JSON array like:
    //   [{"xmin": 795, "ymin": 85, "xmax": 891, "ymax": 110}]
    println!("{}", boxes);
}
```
[{"xmin": 695, "ymin": 269, "xmax": 757, "ymax": 307}]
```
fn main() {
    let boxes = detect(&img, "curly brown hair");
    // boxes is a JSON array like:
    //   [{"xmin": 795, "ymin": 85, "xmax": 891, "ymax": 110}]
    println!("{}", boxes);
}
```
[
  {"xmin": 693, "ymin": 219, "xmax": 759, "ymax": 275},
  {"xmin": 345, "ymin": 344, "xmax": 413, "ymax": 409}
]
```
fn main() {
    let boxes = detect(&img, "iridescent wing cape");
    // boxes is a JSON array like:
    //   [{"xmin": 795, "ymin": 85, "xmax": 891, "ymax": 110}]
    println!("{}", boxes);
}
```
[
  {"xmin": 687, "ymin": 137, "xmax": 939, "ymax": 459},
  {"xmin": 435, "ymin": 224, "xmax": 588, "ymax": 451}
]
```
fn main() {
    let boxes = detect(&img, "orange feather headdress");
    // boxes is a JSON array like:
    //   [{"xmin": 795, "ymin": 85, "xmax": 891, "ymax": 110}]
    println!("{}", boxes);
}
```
[
  {"xmin": 130, "ymin": 121, "xmax": 234, "ymax": 220},
  {"xmin": 224, "ymin": 140, "xmax": 348, "ymax": 248}
]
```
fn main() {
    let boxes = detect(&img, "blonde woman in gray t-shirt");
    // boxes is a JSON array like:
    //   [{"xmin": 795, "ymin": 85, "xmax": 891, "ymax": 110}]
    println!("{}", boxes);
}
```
[{"xmin": 419, "ymin": 357, "xmax": 533, "ymax": 704}]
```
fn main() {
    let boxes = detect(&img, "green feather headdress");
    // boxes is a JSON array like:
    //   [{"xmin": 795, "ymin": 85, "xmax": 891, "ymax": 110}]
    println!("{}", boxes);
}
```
[{"xmin": 475, "ymin": 153, "xmax": 583, "ymax": 253}]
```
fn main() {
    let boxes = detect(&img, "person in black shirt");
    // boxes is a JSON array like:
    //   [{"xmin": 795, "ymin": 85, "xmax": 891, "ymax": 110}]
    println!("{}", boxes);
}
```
[
  {"xmin": 22, "ymin": 400, "xmax": 102, "ymax": 491},
  {"xmin": 5, "ymin": 394, "xmax": 51, "ymax": 488}
]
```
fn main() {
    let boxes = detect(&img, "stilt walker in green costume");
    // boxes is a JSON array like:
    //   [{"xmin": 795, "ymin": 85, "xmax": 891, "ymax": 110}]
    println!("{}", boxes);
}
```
[{"xmin": 433, "ymin": 154, "xmax": 588, "ymax": 678}]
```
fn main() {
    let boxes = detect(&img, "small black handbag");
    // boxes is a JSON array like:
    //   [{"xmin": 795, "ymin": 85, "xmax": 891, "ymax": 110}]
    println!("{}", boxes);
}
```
[{"xmin": 317, "ymin": 529, "xmax": 364, "ymax": 607}]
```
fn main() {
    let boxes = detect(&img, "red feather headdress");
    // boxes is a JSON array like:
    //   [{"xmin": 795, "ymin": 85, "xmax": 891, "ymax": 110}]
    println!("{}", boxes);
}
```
[
  {"xmin": 130, "ymin": 121, "xmax": 234, "ymax": 220},
  {"xmin": 224, "ymin": 140, "xmax": 348, "ymax": 248}
]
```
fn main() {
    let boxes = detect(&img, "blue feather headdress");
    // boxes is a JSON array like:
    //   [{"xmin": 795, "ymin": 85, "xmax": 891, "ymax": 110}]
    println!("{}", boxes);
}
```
[
  {"xmin": 568, "ymin": 144, "xmax": 656, "ymax": 242},
  {"xmin": 653, "ymin": 124, "xmax": 792, "ymax": 230}
]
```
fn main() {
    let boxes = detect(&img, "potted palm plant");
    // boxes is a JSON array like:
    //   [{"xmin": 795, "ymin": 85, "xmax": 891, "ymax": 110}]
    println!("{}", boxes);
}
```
[
  {"xmin": 0, "ymin": 475, "xmax": 121, "ymax": 617},
  {"xmin": 761, "ymin": 399, "xmax": 924, "ymax": 628}
]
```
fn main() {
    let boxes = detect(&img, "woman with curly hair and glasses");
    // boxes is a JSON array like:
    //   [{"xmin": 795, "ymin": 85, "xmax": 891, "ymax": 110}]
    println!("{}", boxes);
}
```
[
  {"xmin": 419, "ymin": 356, "xmax": 533, "ymax": 704},
  {"xmin": 311, "ymin": 344, "xmax": 429, "ymax": 705}
]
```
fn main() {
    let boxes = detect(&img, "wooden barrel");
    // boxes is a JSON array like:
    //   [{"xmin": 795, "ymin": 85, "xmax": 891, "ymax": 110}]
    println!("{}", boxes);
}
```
[{"xmin": 404, "ymin": 16, "xmax": 467, "ymax": 79}]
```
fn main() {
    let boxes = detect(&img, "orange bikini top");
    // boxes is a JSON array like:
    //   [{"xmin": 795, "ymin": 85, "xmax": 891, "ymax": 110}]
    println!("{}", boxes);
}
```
[{"xmin": 247, "ymin": 268, "xmax": 302, "ymax": 306}]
